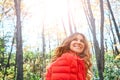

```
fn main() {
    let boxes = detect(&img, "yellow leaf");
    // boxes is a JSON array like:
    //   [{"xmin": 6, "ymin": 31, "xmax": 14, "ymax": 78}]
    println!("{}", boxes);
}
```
[{"xmin": 115, "ymin": 54, "xmax": 120, "ymax": 60}]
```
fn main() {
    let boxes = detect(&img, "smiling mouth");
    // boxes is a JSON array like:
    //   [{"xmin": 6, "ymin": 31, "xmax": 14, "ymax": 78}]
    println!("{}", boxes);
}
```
[
  {"xmin": 74, "ymin": 45, "xmax": 83, "ymax": 48},
  {"xmin": 74, "ymin": 46, "xmax": 82, "ymax": 49}
]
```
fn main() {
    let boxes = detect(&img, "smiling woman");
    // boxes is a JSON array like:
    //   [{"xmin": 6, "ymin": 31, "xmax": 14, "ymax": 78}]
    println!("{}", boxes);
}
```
[
  {"xmin": 45, "ymin": 32, "xmax": 92, "ymax": 80},
  {"xmin": 70, "ymin": 34, "xmax": 85, "ymax": 54}
]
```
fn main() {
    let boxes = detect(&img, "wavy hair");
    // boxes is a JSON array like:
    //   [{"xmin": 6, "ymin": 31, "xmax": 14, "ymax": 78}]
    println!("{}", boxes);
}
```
[{"xmin": 51, "ymin": 32, "xmax": 93, "ymax": 80}]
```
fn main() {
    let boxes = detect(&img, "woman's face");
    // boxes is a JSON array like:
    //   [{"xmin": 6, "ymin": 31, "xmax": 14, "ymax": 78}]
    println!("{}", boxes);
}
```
[{"xmin": 70, "ymin": 35, "xmax": 85, "ymax": 54}]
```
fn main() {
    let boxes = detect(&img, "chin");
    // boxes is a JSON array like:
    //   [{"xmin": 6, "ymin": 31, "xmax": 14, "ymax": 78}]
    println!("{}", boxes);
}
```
[{"xmin": 75, "ymin": 51, "xmax": 83, "ymax": 54}]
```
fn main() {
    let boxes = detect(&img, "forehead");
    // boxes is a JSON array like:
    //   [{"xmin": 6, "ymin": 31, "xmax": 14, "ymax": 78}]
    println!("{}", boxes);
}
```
[{"xmin": 74, "ymin": 34, "xmax": 84, "ymax": 40}]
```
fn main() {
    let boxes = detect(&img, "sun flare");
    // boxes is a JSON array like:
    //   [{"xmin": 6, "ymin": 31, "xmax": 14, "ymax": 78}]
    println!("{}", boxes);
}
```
[{"xmin": 23, "ymin": 0, "xmax": 87, "ymax": 49}]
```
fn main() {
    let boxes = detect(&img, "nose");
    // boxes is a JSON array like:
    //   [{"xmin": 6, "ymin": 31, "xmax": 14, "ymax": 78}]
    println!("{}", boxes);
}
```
[
  {"xmin": 77, "ymin": 40, "xmax": 81, "ymax": 43},
  {"xmin": 76, "ymin": 40, "xmax": 83, "ymax": 46}
]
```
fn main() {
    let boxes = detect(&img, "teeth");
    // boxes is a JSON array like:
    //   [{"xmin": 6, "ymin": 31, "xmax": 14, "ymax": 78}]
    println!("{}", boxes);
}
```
[
  {"xmin": 75, "ymin": 46, "xmax": 80, "ymax": 47},
  {"xmin": 75, "ymin": 46, "xmax": 81, "ymax": 48},
  {"xmin": 74, "ymin": 45, "xmax": 80, "ymax": 47}
]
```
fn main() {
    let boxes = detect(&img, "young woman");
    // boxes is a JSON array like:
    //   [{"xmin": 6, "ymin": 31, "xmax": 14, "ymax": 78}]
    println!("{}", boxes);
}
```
[{"xmin": 45, "ymin": 32, "xmax": 92, "ymax": 80}]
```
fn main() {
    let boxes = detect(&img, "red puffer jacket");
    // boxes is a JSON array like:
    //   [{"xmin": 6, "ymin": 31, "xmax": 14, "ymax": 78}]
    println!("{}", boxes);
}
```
[{"xmin": 46, "ymin": 51, "xmax": 86, "ymax": 80}]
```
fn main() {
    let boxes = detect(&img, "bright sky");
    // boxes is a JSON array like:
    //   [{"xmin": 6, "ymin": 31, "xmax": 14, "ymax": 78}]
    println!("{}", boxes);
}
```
[
  {"xmin": 22, "ymin": 0, "xmax": 89, "ymax": 51},
  {"xmin": 19, "ymin": 0, "xmax": 120, "ymax": 52}
]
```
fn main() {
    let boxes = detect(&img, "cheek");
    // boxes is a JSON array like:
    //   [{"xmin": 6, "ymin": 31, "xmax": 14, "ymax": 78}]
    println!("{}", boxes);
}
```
[
  {"xmin": 82, "ymin": 43, "xmax": 85, "ymax": 48},
  {"xmin": 70, "ymin": 43, "xmax": 75, "ymax": 51},
  {"xmin": 82, "ymin": 44, "xmax": 85, "ymax": 49},
  {"xmin": 82, "ymin": 44, "xmax": 86, "ymax": 52}
]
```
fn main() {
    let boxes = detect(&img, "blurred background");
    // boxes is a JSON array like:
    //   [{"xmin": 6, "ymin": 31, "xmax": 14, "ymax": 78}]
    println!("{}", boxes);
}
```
[{"xmin": 0, "ymin": 0, "xmax": 120, "ymax": 80}]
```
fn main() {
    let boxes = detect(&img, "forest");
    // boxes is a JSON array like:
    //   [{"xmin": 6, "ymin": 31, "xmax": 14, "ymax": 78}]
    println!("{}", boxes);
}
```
[{"xmin": 0, "ymin": 0, "xmax": 120, "ymax": 80}]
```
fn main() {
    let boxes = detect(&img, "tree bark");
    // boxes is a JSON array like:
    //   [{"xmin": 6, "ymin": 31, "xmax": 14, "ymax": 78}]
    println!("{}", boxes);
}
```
[
  {"xmin": 99, "ymin": 0, "xmax": 104, "ymax": 79},
  {"xmin": 14, "ymin": 0, "xmax": 23, "ymax": 80}
]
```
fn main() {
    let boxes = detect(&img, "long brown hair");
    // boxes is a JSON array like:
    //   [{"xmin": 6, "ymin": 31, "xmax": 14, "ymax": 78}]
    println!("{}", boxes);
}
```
[{"xmin": 51, "ymin": 32, "xmax": 93, "ymax": 80}]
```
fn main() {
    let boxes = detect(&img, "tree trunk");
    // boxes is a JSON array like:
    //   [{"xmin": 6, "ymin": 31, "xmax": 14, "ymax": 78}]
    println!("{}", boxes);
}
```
[
  {"xmin": 41, "ymin": 24, "xmax": 46, "ymax": 80},
  {"xmin": 14, "ymin": 0, "xmax": 23, "ymax": 80},
  {"xmin": 109, "ymin": 15, "xmax": 119, "ymax": 55},
  {"xmin": 3, "ymin": 35, "xmax": 15, "ymax": 80},
  {"xmin": 81, "ymin": 0, "xmax": 104, "ymax": 79},
  {"xmin": 48, "ymin": 34, "xmax": 51, "ymax": 59},
  {"xmin": 107, "ymin": 0, "xmax": 120, "ymax": 43},
  {"xmin": 99, "ymin": 0, "xmax": 105, "ymax": 79}
]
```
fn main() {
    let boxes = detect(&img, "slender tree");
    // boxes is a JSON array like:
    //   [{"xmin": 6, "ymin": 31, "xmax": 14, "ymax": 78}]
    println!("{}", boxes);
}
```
[
  {"xmin": 47, "ymin": 32, "xmax": 52, "ymax": 59},
  {"xmin": 3, "ymin": 33, "xmax": 15, "ymax": 80},
  {"xmin": 41, "ymin": 23, "xmax": 46, "ymax": 79},
  {"xmin": 108, "ymin": 15, "xmax": 119, "ymax": 55},
  {"xmin": 14, "ymin": 0, "xmax": 23, "ymax": 80},
  {"xmin": 107, "ymin": 0, "xmax": 120, "ymax": 43},
  {"xmin": 81, "ymin": 0, "xmax": 104, "ymax": 79},
  {"xmin": 0, "ymin": 37, "xmax": 5, "ymax": 70},
  {"xmin": 99, "ymin": 0, "xmax": 105, "ymax": 77}
]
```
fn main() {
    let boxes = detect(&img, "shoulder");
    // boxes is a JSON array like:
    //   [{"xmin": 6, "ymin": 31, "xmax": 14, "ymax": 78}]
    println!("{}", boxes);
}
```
[
  {"xmin": 46, "ymin": 53, "xmax": 73, "ymax": 76},
  {"xmin": 47, "ymin": 52, "xmax": 76, "ymax": 68},
  {"xmin": 62, "ymin": 53, "xmax": 76, "ymax": 62},
  {"xmin": 52, "ymin": 52, "xmax": 73, "ymax": 66},
  {"xmin": 47, "ymin": 52, "xmax": 77, "ymax": 70}
]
